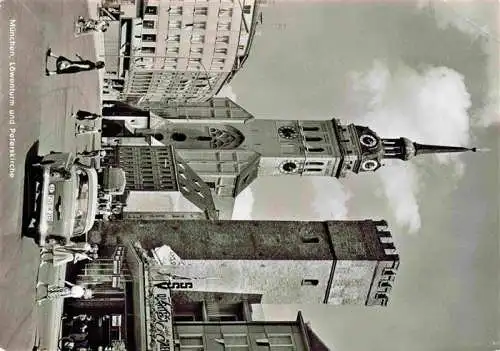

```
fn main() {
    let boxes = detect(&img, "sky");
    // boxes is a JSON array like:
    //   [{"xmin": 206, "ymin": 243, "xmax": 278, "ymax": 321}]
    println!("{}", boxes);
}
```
[{"xmin": 217, "ymin": 1, "xmax": 500, "ymax": 350}]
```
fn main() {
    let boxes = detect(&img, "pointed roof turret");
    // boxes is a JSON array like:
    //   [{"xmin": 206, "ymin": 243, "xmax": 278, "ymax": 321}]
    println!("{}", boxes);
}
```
[{"xmin": 382, "ymin": 137, "xmax": 478, "ymax": 161}]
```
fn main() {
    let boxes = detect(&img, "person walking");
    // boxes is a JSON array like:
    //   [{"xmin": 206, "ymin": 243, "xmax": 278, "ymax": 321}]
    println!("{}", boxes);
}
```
[
  {"xmin": 75, "ymin": 110, "xmax": 101, "ymax": 121},
  {"xmin": 45, "ymin": 48, "xmax": 104, "ymax": 76},
  {"xmin": 77, "ymin": 15, "xmax": 109, "ymax": 33},
  {"xmin": 36, "ymin": 281, "xmax": 93, "ymax": 305},
  {"xmin": 40, "ymin": 250, "xmax": 95, "ymax": 267},
  {"xmin": 76, "ymin": 124, "xmax": 102, "ymax": 135},
  {"xmin": 40, "ymin": 242, "xmax": 98, "ymax": 267}
]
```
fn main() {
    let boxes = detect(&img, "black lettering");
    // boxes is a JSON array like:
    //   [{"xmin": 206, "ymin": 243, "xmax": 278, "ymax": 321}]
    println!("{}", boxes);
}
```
[
  {"xmin": 155, "ymin": 281, "xmax": 172, "ymax": 290},
  {"xmin": 154, "ymin": 280, "xmax": 194, "ymax": 290}
]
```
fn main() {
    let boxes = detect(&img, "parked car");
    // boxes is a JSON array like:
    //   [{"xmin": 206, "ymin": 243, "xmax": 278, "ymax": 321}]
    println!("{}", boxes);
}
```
[{"xmin": 32, "ymin": 152, "xmax": 98, "ymax": 245}]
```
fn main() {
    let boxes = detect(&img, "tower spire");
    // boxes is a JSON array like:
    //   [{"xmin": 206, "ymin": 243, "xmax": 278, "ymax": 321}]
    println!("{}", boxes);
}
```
[
  {"xmin": 413, "ymin": 143, "xmax": 477, "ymax": 156},
  {"xmin": 382, "ymin": 137, "xmax": 478, "ymax": 161}
]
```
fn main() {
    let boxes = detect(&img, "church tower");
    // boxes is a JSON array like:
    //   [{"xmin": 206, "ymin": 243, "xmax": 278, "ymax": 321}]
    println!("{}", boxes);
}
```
[
  {"xmin": 132, "ymin": 218, "xmax": 399, "ymax": 306},
  {"xmin": 102, "ymin": 98, "xmax": 478, "ymax": 218}
]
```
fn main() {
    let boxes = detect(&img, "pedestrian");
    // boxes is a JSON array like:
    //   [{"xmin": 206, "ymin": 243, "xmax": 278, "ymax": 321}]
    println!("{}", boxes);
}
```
[
  {"xmin": 40, "ymin": 249, "xmax": 94, "ymax": 267},
  {"xmin": 77, "ymin": 15, "xmax": 109, "ymax": 33},
  {"xmin": 41, "ymin": 241, "xmax": 92, "ymax": 255},
  {"xmin": 40, "ymin": 242, "xmax": 97, "ymax": 267},
  {"xmin": 36, "ymin": 281, "xmax": 93, "ymax": 305},
  {"xmin": 45, "ymin": 48, "xmax": 104, "ymax": 76},
  {"xmin": 75, "ymin": 110, "xmax": 101, "ymax": 121},
  {"xmin": 76, "ymin": 124, "xmax": 102, "ymax": 135}
]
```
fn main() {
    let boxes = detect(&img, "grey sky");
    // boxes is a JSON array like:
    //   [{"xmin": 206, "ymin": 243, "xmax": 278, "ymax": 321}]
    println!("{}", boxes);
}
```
[{"xmin": 223, "ymin": 1, "xmax": 499, "ymax": 350}]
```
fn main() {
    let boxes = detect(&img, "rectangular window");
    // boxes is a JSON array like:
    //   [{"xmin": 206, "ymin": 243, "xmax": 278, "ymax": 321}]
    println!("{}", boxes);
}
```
[
  {"xmin": 174, "ymin": 314, "xmax": 196, "ymax": 322},
  {"xmin": 193, "ymin": 21, "xmax": 207, "ymax": 29},
  {"xmin": 194, "ymin": 7, "xmax": 208, "ymax": 16},
  {"xmin": 179, "ymin": 335, "xmax": 203, "ymax": 349},
  {"xmin": 191, "ymin": 34, "xmax": 205, "ymax": 43},
  {"xmin": 169, "ymin": 6, "xmax": 183, "ymax": 15},
  {"xmin": 145, "ymin": 6, "xmax": 158, "ymax": 15},
  {"xmin": 219, "ymin": 8, "xmax": 233, "ymax": 16},
  {"xmin": 268, "ymin": 334, "xmax": 294, "ymax": 347},
  {"xmin": 165, "ymin": 58, "xmax": 178, "ymax": 66},
  {"xmin": 167, "ymin": 34, "xmax": 181, "ymax": 42},
  {"xmin": 191, "ymin": 47, "xmax": 203, "ymax": 54},
  {"xmin": 143, "ymin": 20, "xmax": 155, "ymax": 29},
  {"xmin": 216, "ymin": 35, "xmax": 230, "ymax": 44},
  {"xmin": 141, "ymin": 47, "xmax": 156, "ymax": 54},
  {"xmin": 166, "ymin": 47, "xmax": 180, "ymax": 55},
  {"xmin": 213, "ymin": 58, "xmax": 226, "ymax": 65},
  {"xmin": 189, "ymin": 58, "xmax": 202, "ymax": 64},
  {"xmin": 223, "ymin": 334, "xmax": 248, "ymax": 349},
  {"xmin": 217, "ymin": 22, "xmax": 231, "ymax": 31},
  {"xmin": 215, "ymin": 47, "xmax": 228, "ymax": 55},
  {"xmin": 142, "ymin": 34, "xmax": 157, "ymax": 42},
  {"xmin": 169, "ymin": 20, "xmax": 182, "ymax": 29}
]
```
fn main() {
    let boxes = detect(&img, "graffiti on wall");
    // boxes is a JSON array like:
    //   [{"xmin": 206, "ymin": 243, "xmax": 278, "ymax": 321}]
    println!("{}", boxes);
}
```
[{"xmin": 149, "ymin": 288, "xmax": 174, "ymax": 351}]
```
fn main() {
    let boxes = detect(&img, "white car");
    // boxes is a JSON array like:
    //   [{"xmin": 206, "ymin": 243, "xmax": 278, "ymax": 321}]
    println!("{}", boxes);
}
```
[{"xmin": 33, "ymin": 152, "xmax": 98, "ymax": 245}]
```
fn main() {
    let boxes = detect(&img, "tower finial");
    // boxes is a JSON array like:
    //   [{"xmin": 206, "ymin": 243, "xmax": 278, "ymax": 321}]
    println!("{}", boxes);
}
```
[
  {"xmin": 382, "ymin": 137, "xmax": 481, "ymax": 161},
  {"xmin": 473, "ymin": 147, "xmax": 490, "ymax": 153},
  {"xmin": 413, "ymin": 142, "xmax": 479, "ymax": 157}
]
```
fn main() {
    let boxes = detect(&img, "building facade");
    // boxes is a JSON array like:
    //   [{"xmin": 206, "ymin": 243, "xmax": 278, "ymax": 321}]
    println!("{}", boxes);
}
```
[
  {"xmin": 54, "ymin": 243, "xmax": 329, "ymax": 351},
  {"xmin": 100, "ymin": 0, "xmax": 260, "ymax": 105},
  {"xmin": 101, "ymin": 98, "xmax": 477, "ymax": 218},
  {"xmin": 129, "ymin": 238, "xmax": 342, "ymax": 351},
  {"xmin": 128, "ymin": 218, "xmax": 399, "ymax": 307},
  {"xmin": 101, "ymin": 144, "xmax": 218, "ymax": 220}
]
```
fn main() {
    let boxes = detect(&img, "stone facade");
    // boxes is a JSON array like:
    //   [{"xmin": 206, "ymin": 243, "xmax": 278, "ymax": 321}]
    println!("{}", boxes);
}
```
[
  {"xmin": 102, "ymin": 0, "xmax": 260, "ymax": 104},
  {"xmin": 134, "ymin": 219, "xmax": 399, "ymax": 306}
]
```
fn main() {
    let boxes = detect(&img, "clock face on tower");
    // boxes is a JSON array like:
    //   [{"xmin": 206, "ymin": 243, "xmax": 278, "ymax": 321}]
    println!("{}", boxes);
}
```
[
  {"xmin": 278, "ymin": 126, "xmax": 298, "ymax": 140},
  {"xmin": 279, "ymin": 161, "xmax": 299, "ymax": 174},
  {"xmin": 360, "ymin": 159, "xmax": 379, "ymax": 171},
  {"xmin": 359, "ymin": 134, "xmax": 379, "ymax": 148}
]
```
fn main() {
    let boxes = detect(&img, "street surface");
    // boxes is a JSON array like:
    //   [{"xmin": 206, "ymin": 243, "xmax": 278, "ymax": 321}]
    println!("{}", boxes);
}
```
[{"xmin": 0, "ymin": 0, "xmax": 100, "ymax": 349}]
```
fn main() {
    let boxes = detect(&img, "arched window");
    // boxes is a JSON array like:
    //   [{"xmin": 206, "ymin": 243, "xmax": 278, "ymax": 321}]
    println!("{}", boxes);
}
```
[
  {"xmin": 171, "ymin": 132, "xmax": 187, "ymax": 142},
  {"xmin": 301, "ymin": 279, "xmax": 319, "ymax": 286},
  {"xmin": 207, "ymin": 126, "xmax": 245, "ymax": 149},
  {"xmin": 305, "ymin": 137, "xmax": 322, "ymax": 142},
  {"xmin": 197, "ymin": 136, "xmax": 212, "ymax": 141},
  {"xmin": 305, "ymin": 168, "xmax": 322, "ymax": 172},
  {"xmin": 301, "ymin": 237, "xmax": 320, "ymax": 244},
  {"xmin": 154, "ymin": 133, "xmax": 164, "ymax": 141},
  {"xmin": 302, "ymin": 126, "xmax": 319, "ymax": 131}
]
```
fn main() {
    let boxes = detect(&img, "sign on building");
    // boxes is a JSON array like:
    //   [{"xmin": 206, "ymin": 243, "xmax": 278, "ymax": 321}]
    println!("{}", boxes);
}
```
[{"xmin": 148, "ymin": 287, "xmax": 175, "ymax": 351}]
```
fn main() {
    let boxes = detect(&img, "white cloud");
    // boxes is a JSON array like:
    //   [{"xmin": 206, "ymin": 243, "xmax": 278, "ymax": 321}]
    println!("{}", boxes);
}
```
[
  {"xmin": 417, "ymin": 0, "xmax": 496, "ymax": 40},
  {"xmin": 216, "ymin": 85, "xmax": 238, "ymax": 102},
  {"xmin": 232, "ymin": 187, "xmax": 254, "ymax": 219},
  {"xmin": 343, "ymin": 60, "xmax": 473, "ymax": 232},
  {"xmin": 310, "ymin": 180, "xmax": 351, "ymax": 220},
  {"xmin": 417, "ymin": 0, "xmax": 500, "ymax": 127},
  {"xmin": 377, "ymin": 165, "xmax": 422, "ymax": 233}
]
